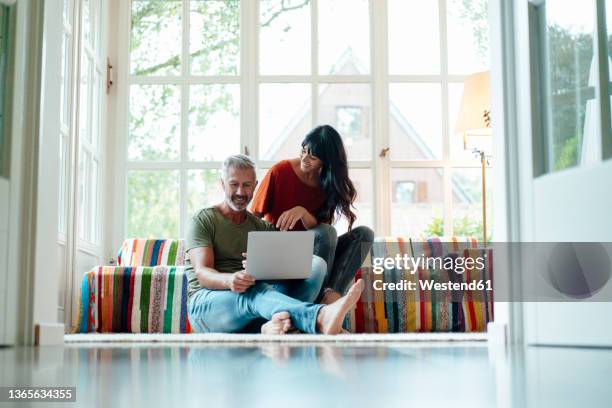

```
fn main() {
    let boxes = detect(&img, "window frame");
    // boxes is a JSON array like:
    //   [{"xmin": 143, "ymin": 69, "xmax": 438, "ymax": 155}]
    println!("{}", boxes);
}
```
[{"xmin": 113, "ymin": 0, "xmax": 491, "ymax": 246}]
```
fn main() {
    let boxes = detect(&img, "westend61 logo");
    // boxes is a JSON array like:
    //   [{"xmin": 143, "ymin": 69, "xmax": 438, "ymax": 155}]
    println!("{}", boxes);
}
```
[
  {"xmin": 369, "ymin": 253, "xmax": 492, "ymax": 293},
  {"xmin": 372, "ymin": 253, "xmax": 488, "ymax": 275}
]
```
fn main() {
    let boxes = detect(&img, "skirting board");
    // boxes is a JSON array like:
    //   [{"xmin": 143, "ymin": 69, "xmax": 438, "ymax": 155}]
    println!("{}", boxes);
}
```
[{"xmin": 65, "ymin": 332, "xmax": 488, "ymax": 344}]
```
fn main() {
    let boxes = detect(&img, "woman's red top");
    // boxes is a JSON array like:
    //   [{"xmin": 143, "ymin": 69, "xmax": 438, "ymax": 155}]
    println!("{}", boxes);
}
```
[{"xmin": 250, "ymin": 160, "xmax": 327, "ymax": 231}]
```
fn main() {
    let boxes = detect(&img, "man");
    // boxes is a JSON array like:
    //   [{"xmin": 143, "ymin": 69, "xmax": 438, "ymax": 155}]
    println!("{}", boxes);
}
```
[{"xmin": 186, "ymin": 154, "xmax": 364, "ymax": 334}]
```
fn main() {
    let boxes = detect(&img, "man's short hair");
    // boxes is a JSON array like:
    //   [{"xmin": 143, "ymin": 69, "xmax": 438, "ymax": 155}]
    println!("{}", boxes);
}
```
[{"xmin": 221, "ymin": 154, "xmax": 257, "ymax": 181}]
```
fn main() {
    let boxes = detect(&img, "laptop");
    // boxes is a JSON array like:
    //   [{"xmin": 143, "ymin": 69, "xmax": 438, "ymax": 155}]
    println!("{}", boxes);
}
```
[{"xmin": 246, "ymin": 231, "xmax": 315, "ymax": 280}]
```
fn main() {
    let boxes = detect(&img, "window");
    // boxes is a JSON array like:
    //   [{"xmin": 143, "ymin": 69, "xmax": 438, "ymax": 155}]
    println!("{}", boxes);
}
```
[
  {"xmin": 336, "ymin": 106, "xmax": 364, "ymax": 138},
  {"xmin": 119, "ymin": 0, "xmax": 490, "ymax": 240},
  {"xmin": 387, "ymin": 0, "xmax": 491, "ymax": 239},
  {"xmin": 531, "ymin": 0, "xmax": 612, "ymax": 173},
  {"xmin": 58, "ymin": 0, "xmax": 104, "ymax": 246},
  {"xmin": 76, "ymin": 0, "xmax": 104, "ymax": 245},
  {"xmin": 393, "ymin": 181, "xmax": 416, "ymax": 204}
]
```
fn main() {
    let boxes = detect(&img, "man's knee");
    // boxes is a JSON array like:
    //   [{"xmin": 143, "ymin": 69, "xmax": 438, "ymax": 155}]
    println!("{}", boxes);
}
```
[{"xmin": 311, "ymin": 255, "xmax": 327, "ymax": 283}]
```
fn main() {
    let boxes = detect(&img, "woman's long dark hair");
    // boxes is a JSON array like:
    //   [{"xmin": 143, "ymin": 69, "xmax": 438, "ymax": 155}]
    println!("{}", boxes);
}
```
[{"xmin": 302, "ymin": 125, "xmax": 357, "ymax": 230}]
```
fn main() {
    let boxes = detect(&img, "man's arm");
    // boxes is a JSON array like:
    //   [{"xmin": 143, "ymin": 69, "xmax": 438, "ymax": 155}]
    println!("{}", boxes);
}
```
[{"xmin": 188, "ymin": 246, "xmax": 255, "ymax": 293}]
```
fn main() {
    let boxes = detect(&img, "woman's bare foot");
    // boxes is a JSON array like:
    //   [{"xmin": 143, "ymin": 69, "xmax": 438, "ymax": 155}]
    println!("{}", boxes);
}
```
[
  {"xmin": 261, "ymin": 312, "xmax": 292, "ymax": 334},
  {"xmin": 320, "ymin": 288, "xmax": 342, "ymax": 305},
  {"xmin": 316, "ymin": 279, "xmax": 364, "ymax": 334}
]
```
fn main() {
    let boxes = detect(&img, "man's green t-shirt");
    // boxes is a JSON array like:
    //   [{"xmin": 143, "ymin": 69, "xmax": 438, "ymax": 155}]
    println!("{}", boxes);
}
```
[{"xmin": 185, "ymin": 206, "xmax": 276, "ymax": 300}]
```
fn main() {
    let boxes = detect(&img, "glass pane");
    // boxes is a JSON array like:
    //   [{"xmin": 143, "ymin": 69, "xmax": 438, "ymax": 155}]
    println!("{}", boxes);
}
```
[
  {"xmin": 452, "ymin": 167, "xmax": 493, "ymax": 242},
  {"xmin": 260, "ymin": 0, "xmax": 311, "ymax": 75},
  {"xmin": 318, "ymin": 0, "xmax": 369, "ymax": 75},
  {"xmin": 82, "ymin": 0, "xmax": 92, "ymax": 48},
  {"xmin": 318, "ymin": 83, "xmax": 371, "ymax": 160},
  {"xmin": 79, "ymin": 55, "xmax": 91, "ymax": 144},
  {"xmin": 63, "ymin": 0, "xmax": 73, "ymax": 23},
  {"xmin": 128, "ymin": 170, "xmax": 180, "ymax": 238},
  {"xmin": 91, "ymin": 71, "xmax": 101, "ymax": 149},
  {"xmin": 259, "ymin": 83, "xmax": 311, "ymax": 161},
  {"xmin": 448, "ymin": 82, "xmax": 489, "ymax": 161},
  {"xmin": 190, "ymin": 0, "xmax": 240, "ymax": 75},
  {"xmin": 77, "ymin": 149, "xmax": 89, "ymax": 241},
  {"xmin": 189, "ymin": 84, "xmax": 240, "ymax": 161},
  {"xmin": 58, "ymin": 134, "xmax": 67, "ymax": 234},
  {"xmin": 60, "ymin": 33, "xmax": 72, "ymax": 129},
  {"xmin": 131, "ymin": 0, "xmax": 182, "ymax": 76},
  {"xmin": 334, "ymin": 168, "xmax": 374, "ymax": 235},
  {"xmin": 544, "ymin": 1, "xmax": 595, "ymax": 171},
  {"xmin": 388, "ymin": 0, "xmax": 439, "ymax": 75},
  {"xmin": 89, "ymin": 159, "xmax": 99, "ymax": 243},
  {"xmin": 187, "ymin": 169, "xmax": 224, "ymax": 217},
  {"xmin": 0, "ymin": 6, "xmax": 9, "ymax": 177},
  {"xmin": 389, "ymin": 83, "xmax": 443, "ymax": 160},
  {"xmin": 447, "ymin": 0, "xmax": 490, "ymax": 75},
  {"xmin": 390, "ymin": 168, "xmax": 444, "ymax": 238},
  {"xmin": 129, "ymin": 84, "xmax": 180, "ymax": 161}
]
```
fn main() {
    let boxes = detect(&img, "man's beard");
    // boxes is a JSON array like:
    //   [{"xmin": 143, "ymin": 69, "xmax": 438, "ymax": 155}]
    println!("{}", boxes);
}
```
[{"xmin": 226, "ymin": 194, "xmax": 249, "ymax": 211}]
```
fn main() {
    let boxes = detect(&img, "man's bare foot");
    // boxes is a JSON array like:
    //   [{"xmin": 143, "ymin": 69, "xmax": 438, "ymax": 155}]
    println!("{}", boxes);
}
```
[
  {"xmin": 320, "ymin": 288, "xmax": 342, "ymax": 305},
  {"xmin": 316, "ymin": 279, "xmax": 364, "ymax": 335},
  {"xmin": 260, "ymin": 344, "xmax": 291, "ymax": 366},
  {"xmin": 261, "ymin": 312, "xmax": 292, "ymax": 335}
]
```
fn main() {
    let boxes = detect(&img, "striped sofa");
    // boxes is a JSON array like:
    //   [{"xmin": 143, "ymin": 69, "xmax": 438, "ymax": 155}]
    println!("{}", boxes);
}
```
[
  {"xmin": 74, "ymin": 237, "xmax": 493, "ymax": 334},
  {"xmin": 74, "ymin": 239, "xmax": 193, "ymax": 333},
  {"xmin": 344, "ymin": 237, "xmax": 493, "ymax": 333}
]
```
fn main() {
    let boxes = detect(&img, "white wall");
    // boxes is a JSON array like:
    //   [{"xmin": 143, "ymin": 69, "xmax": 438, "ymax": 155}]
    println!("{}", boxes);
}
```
[{"xmin": 1, "ymin": 0, "xmax": 63, "ymax": 345}]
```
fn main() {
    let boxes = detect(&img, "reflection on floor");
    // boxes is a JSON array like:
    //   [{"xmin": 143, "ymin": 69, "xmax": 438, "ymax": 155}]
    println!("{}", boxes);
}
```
[{"xmin": 0, "ymin": 342, "xmax": 611, "ymax": 407}]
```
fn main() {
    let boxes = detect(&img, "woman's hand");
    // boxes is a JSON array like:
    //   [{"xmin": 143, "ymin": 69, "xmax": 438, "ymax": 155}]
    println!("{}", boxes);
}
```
[{"xmin": 276, "ymin": 206, "xmax": 308, "ymax": 231}]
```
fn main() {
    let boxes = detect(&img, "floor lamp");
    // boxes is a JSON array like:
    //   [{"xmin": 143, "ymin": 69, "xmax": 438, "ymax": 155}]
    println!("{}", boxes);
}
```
[{"xmin": 454, "ymin": 71, "xmax": 492, "ymax": 246}]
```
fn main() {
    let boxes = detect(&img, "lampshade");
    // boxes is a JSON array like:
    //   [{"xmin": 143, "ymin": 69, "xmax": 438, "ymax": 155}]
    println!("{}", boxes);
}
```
[{"xmin": 455, "ymin": 71, "xmax": 492, "ymax": 150}]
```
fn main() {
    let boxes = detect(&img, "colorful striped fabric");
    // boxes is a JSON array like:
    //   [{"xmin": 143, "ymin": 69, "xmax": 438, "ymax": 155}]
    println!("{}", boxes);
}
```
[
  {"xmin": 74, "ymin": 265, "xmax": 192, "ymax": 333},
  {"xmin": 117, "ymin": 239, "xmax": 185, "ymax": 267},
  {"xmin": 75, "ymin": 236, "xmax": 492, "ymax": 334},
  {"xmin": 345, "ymin": 237, "xmax": 493, "ymax": 333}
]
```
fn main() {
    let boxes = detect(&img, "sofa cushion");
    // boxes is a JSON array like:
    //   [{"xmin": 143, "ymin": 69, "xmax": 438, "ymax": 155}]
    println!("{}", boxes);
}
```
[
  {"xmin": 75, "ymin": 265, "xmax": 192, "ymax": 333},
  {"xmin": 117, "ymin": 239, "xmax": 186, "ymax": 267},
  {"xmin": 345, "ymin": 236, "xmax": 492, "ymax": 333}
]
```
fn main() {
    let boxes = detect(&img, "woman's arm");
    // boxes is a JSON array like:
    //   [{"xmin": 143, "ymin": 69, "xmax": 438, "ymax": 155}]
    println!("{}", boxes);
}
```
[{"xmin": 276, "ymin": 206, "xmax": 319, "ymax": 230}]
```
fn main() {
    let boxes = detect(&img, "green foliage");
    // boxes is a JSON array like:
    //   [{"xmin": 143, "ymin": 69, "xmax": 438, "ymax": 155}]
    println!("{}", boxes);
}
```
[
  {"xmin": 423, "ymin": 216, "xmax": 444, "ymax": 237},
  {"xmin": 423, "ymin": 215, "xmax": 490, "ymax": 242},
  {"xmin": 547, "ymin": 24, "xmax": 593, "ymax": 171},
  {"xmin": 553, "ymin": 134, "xmax": 579, "ymax": 171},
  {"xmin": 127, "ymin": 0, "xmax": 311, "ymax": 239},
  {"xmin": 455, "ymin": 0, "xmax": 489, "ymax": 61},
  {"xmin": 128, "ymin": 171, "xmax": 179, "ymax": 238}
]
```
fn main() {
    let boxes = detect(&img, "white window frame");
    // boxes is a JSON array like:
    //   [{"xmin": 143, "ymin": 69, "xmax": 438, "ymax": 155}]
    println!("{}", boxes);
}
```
[
  {"xmin": 112, "ymin": 0, "xmax": 491, "ymax": 248},
  {"xmin": 59, "ymin": 0, "xmax": 106, "ymax": 329}
]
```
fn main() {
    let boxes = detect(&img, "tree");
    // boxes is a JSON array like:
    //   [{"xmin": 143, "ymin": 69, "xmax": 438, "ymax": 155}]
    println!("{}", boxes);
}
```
[{"xmin": 127, "ymin": 0, "xmax": 309, "ymax": 238}]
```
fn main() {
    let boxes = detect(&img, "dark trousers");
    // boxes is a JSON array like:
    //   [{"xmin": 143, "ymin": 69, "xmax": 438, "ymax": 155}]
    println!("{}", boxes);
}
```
[{"xmin": 311, "ymin": 224, "xmax": 374, "ymax": 298}]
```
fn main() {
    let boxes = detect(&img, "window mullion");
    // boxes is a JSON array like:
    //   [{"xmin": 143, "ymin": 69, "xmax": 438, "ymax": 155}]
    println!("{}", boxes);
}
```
[
  {"xmin": 439, "ymin": 0, "xmax": 453, "ymax": 237},
  {"xmin": 312, "ymin": 0, "xmax": 319, "ymax": 127},
  {"xmin": 242, "ymin": 0, "xmax": 258, "ymax": 159},
  {"xmin": 179, "ymin": 0, "xmax": 189, "ymax": 237},
  {"xmin": 595, "ymin": 0, "xmax": 612, "ymax": 158},
  {"xmin": 371, "ymin": 0, "xmax": 389, "ymax": 236}
]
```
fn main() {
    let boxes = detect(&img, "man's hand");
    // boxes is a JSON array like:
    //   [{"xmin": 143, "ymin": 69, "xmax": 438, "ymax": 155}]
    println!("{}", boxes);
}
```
[
  {"xmin": 276, "ymin": 206, "xmax": 307, "ymax": 231},
  {"xmin": 226, "ymin": 270, "xmax": 255, "ymax": 293}
]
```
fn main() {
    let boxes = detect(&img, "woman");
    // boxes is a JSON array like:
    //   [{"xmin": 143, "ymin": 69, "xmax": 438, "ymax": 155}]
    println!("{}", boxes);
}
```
[{"xmin": 251, "ymin": 125, "xmax": 374, "ymax": 304}]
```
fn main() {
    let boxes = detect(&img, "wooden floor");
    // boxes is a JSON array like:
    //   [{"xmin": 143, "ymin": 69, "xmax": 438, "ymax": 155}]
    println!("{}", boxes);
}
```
[{"xmin": 1, "ymin": 341, "xmax": 611, "ymax": 407}]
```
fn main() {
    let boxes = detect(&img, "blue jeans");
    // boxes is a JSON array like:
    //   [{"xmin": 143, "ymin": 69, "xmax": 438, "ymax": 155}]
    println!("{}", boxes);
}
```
[
  {"xmin": 311, "ymin": 224, "xmax": 374, "ymax": 298},
  {"xmin": 188, "ymin": 256, "xmax": 326, "ymax": 333}
]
